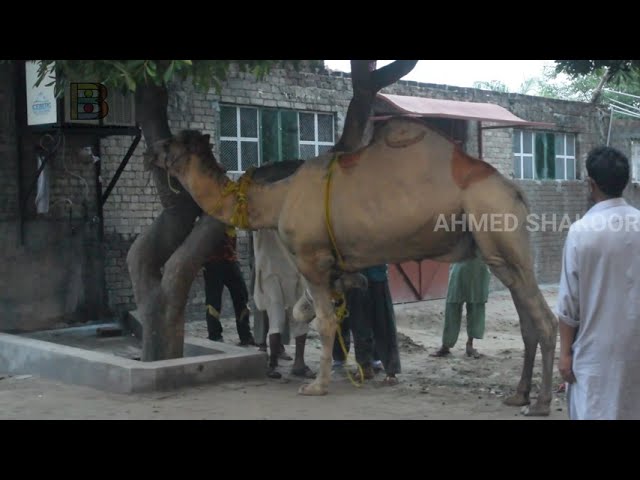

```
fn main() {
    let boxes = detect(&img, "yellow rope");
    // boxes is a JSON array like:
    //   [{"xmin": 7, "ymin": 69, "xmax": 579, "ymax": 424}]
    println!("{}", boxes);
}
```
[
  {"xmin": 206, "ymin": 167, "xmax": 255, "ymax": 230},
  {"xmin": 332, "ymin": 290, "xmax": 365, "ymax": 388},
  {"xmin": 324, "ymin": 154, "xmax": 363, "ymax": 387},
  {"xmin": 324, "ymin": 154, "xmax": 346, "ymax": 270},
  {"xmin": 229, "ymin": 168, "xmax": 254, "ymax": 230}
]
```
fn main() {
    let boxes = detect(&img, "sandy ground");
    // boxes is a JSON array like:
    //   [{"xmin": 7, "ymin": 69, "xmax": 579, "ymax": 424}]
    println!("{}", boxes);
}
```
[{"xmin": 0, "ymin": 285, "xmax": 567, "ymax": 420}]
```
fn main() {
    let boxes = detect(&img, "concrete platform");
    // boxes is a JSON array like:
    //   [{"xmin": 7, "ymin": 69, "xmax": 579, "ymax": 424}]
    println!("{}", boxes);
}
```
[{"xmin": 0, "ymin": 323, "xmax": 267, "ymax": 394}]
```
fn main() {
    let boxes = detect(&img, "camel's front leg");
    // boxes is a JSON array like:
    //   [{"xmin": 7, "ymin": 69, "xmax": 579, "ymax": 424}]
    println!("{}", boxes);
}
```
[{"xmin": 298, "ymin": 283, "xmax": 336, "ymax": 396}]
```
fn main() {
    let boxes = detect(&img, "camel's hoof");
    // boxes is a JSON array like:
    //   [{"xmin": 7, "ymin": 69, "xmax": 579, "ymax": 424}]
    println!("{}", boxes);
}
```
[
  {"xmin": 521, "ymin": 402, "xmax": 551, "ymax": 417},
  {"xmin": 503, "ymin": 393, "xmax": 530, "ymax": 407},
  {"xmin": 298, "ymin": 382, "xmax": 328, "ymax": 396}
]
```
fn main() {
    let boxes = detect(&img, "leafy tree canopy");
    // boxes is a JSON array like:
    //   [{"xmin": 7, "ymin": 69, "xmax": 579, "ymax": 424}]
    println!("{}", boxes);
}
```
[
  {"xmin": 30, "ymin": 60, "xmax": 323, "ymax": 96},
  {"xmin": 554, "ymin": 60, "xmax": 640, "ymax": 78}
]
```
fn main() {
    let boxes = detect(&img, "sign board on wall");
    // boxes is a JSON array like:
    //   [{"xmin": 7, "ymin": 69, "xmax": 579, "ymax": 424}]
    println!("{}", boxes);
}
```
[{"xmin": 25, "ymin": 61, "xmax": 58, "ymax": 126}]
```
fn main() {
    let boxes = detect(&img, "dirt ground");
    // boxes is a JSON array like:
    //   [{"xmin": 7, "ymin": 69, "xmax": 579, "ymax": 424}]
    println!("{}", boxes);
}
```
[{"xmin": 0, "ymin": 285, "xmax": 567, "ymax": 420}]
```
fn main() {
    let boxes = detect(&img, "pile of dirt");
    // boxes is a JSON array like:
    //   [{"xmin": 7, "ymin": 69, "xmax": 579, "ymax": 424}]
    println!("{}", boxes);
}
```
[{"xmin": 396, "ymin": 331, "xmax": 427, "ymax": 353}]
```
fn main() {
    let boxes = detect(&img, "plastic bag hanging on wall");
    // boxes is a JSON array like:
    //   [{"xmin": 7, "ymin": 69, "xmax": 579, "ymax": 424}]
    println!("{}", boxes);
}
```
[{"xmin": 35, "ymin": 152, "xmax": 50, "ymax": 214}]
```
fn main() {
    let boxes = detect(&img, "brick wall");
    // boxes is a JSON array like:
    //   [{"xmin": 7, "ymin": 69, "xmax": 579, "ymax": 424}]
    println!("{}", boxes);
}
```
[
  {"xmin": 608, "ymin": 117, "xmax": 640, "ymax": 210},
  {"xmin": 0, "ymin": 62, "xmax": 107, "ymax": 331},
  {"xmin": 515, "ymin": 181, "xmax": 588, "ymax": 284}
]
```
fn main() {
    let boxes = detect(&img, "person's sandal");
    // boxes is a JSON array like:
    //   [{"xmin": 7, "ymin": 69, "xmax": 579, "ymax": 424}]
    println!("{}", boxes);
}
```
[
  {"xmin": 465, "ymin": 346, "xmax": 481, "ymax": 359},
  {"xmin": 382, "ymin": 375, "xmax": 399, "ymax": 386},
  {"xmin": 279, "ymin": 346, "xmax": 293, "ymax": 361},
  {"xmin": 430, "ymin": 348, "xmax": 450, "ymax": 357},
  {"xmin": 290, "ymin": 365, "xmax": 316, "ymax": 379},
  {"xmin": 351, "ymin": 364, "xmax": 375, "ymax": 380},
  {"xmin": 237, "ymin": 337, "xmax": 257, "ymax": 347}
]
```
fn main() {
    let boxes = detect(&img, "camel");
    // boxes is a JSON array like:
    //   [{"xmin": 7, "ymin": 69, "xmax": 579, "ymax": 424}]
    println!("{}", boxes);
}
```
[{"xmin": 145, "ymin": 61, "xmax": 558, "ymax": 416}]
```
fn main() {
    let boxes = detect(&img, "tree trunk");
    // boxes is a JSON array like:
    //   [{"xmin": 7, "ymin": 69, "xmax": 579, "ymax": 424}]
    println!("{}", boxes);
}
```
[
  {"xmin": 591, "ymin": 67, "xmax": 614, "ymax": 104},
  {"xmin": 127, "ymin": 83, "xmax": 225, "ymax": 361},
  {"xmin": 333, "ymin": 60, "xmax": 418, "ymax": 153}
]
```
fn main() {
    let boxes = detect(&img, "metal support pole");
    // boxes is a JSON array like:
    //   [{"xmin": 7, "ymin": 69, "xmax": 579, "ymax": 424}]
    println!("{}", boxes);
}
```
[
  {"xmin": 101, "ymin": 128, "xmax": 142, "ymax": 206},
  {"xmin": 607, "ymin": 105, "xmax": 614, "ymax": 146},
  {"xmin": 13, "ymin": 61, "xmax": 27, "ymax": 246}
]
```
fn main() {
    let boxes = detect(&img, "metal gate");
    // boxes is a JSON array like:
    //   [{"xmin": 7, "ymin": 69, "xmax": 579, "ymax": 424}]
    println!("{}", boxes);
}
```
[{"xmin": 388, "ymin": 259, "xmax": 450, "ymax": 304}]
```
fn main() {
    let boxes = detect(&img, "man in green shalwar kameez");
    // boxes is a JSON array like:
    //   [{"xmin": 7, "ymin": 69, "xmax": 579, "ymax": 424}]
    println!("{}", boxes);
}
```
[{"xmin": 431, "ymin": 255, "xmax": 491, "ymax": 359}]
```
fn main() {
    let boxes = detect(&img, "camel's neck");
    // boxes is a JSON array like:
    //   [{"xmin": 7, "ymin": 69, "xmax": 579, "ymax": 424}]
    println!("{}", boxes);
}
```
[
  {"xmin": 177, "ymin": 163, "xmax": 236, "ymax": 225},
  {"xmin": 178, "ymin": 161, "xmax": 287, "ymax": 230}
]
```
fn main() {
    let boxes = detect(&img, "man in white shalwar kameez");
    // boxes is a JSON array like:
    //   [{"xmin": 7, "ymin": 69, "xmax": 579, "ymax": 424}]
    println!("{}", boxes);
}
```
[
  {"xmin": 555, "ymin": 145, "xmax": 640, "ymax": 420},
  {"xmin": 253, "ymin": 228, "xmax": 315, "ymax": 379}
]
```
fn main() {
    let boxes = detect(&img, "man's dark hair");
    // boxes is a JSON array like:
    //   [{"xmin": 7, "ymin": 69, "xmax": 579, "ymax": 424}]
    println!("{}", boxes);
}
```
[{"xmin": 586, "ymin": 145, "xmax": 630, "ymax": 197}]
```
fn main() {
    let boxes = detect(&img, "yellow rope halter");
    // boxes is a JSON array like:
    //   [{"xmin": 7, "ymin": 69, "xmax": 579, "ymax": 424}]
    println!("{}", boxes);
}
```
[
  {"xmin": 207, "ymin": 167, "xmax": 255, "ymax": 232},
  {"xmin": 324, "ymin": 153, "xmax": 364, "ymax": 387}
]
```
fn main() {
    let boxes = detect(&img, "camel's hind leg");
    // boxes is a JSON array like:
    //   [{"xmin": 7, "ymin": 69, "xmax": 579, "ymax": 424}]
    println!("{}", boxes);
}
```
[
  {"xmin": 464, "ymin": 183, "xmax": 558, "ymax": 416},
  {"xmin": 475, "ymin": 238, "xmax": 557, "ymax": 416}
]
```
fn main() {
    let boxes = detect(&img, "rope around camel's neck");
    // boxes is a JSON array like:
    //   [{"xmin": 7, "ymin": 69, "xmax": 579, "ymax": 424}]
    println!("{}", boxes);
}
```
[{"xmin": 206, "ymin": 169, "xmax": 254, "ymax": 231}]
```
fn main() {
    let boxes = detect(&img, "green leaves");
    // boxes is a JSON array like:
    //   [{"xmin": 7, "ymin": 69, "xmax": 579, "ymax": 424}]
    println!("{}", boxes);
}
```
[
  {"xmin": 31, "ymin": 60, "xmax": 300, "ymax": 96},
  {"xmin": 553, "ymin": 60, "xmax": 640, "ymax": 104},
  {"xmin": 555, "ymin": 60, "xmax": 640, "ymax": 78}
]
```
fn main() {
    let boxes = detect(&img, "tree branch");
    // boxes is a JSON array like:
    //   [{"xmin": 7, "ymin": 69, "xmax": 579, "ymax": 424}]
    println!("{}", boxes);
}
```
[
  {"xmin": 350, "ymin": 60, "xmax": 376, "ymax": 92},
  {"xmin": 591, "ymin": 67, "xmax": 614, "ymax": 104},
  {"xmin": 372, "ymin": 60, "xmax": 418, "ymax": 91},
  {"xmin": 333, "ymin": 60, "xmax": 418, "ymax": 153}
]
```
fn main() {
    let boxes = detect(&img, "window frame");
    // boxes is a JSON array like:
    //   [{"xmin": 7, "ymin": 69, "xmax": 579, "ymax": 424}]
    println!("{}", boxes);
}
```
[
  {"xmin": 219, "ymin": 104, "xmax": 335, "ymax": 172},
  {"xmin": 554, "ymin": 133, "xmax": 576, "ymax": 181},
  {"xmin": 512, "ymin": 129, "xmax": 577, "ymax": 181},
  {"xmin": 219, "ymin": 106, "xmax": 260, "ymax": 173},
  {"xmin": 298, "ymin": 111, "xmax": 335, "ymax": 158},
  {"xmin": 513, "ymin": 130, "xmax": 535, "ymax": 180}
]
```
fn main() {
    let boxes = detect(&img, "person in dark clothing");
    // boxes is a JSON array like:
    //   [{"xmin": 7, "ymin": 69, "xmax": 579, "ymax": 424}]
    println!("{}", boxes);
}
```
[
  {"xmin": 332, "ymin": 264, "xmax": 401, "ymax": 385},
  {"xmin": 202, "ymin": 227, "xmax": 255, "ymax": 346}
]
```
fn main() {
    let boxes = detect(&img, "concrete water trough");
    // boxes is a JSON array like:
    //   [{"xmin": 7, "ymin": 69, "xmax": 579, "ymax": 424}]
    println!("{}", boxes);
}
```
[{"xmin": 0, "ymin": 318, "xmax": 267, "ymax": 393}]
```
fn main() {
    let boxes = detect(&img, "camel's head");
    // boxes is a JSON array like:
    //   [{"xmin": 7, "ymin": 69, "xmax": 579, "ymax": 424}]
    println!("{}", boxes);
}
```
[{"xmin": 144, "ymin": 130, "xmax": 228, "ymax": 182}]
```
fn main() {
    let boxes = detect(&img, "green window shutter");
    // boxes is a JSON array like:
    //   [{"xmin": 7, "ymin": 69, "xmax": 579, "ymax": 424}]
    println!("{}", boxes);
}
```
[
  {"xmin": 545, "ymin": 133, "xmax": 555, "ymax": 179},
  {"xmin": 260, "ymin": 109, "xmax": 279, "ymax": 164},
  {"xmin": 280, "ymin": 110, "xmax": 299, "ymax": 160},
  {"xmin": 534, "ymin": 132, "xmax": 555, "ymax": 180}
]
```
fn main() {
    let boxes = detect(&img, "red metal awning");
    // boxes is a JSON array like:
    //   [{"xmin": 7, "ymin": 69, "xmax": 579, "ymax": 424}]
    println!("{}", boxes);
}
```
[{"xmin": 374, "ymin": 93, "xmax": 554, "ymax": 128}]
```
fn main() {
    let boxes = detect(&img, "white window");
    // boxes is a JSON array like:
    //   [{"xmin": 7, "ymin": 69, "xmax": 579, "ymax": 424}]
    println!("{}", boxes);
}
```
[
  {"xmin": 554, "ymin": 133, "xmax": 576, "ymax": 180},
  {"xmin": 298, "ymin": 112, "xmax": 335, "ymax": 159},
  {"xmin": 219, "ymin": 105, "xmax": 335, "ymax": 172},
  {"xmin": 513, "ymin": 130, "xmax": 535, "ymax": 179},
  {"xmin": 219, "ymin": 106, "xmax": 259, "ymax": 173},
  {"xmin": 513, "ymin": 130, "xmax": 576, "ymax": 180}
]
